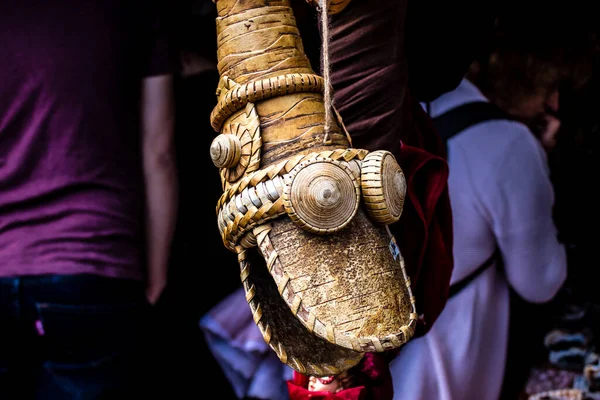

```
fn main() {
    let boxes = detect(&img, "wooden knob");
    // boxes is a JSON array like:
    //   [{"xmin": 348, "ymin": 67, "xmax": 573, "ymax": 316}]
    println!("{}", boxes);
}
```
[
  {"xmin": 361, "ymin": 150, "xmax": 406, "ymax": 225},
  {"xmin": 210, "ymin": 134, "xmax": 241, "ymax": 169},
  {"xmin": 283, "ymin": 159, "xmax": 360, "ymax": 234}
]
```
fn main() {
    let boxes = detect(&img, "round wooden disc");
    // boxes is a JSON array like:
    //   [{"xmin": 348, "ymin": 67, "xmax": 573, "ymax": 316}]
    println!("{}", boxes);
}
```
[
  {"xmin": 210, "ymin": 133, "xmax": 241, "ymax": 169},
  {"xmin": 283, "ymin": 160, "xmax": 360, "ymax": 234},
  {"xmin": 361, "ymin": 150, "xmax": 406, "ymax": 225}
]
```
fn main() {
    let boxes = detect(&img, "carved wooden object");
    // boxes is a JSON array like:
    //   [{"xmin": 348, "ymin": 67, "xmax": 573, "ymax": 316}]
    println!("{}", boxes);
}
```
[{"xmin": 209, "ymin": 0, "xmax": 416, "ymax": 376}]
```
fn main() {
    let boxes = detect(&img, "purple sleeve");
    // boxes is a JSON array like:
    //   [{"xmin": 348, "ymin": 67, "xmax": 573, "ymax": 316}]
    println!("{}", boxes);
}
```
[{"xmin": 142, "ymin": 3, "xmax": 177, "ymax": 77}]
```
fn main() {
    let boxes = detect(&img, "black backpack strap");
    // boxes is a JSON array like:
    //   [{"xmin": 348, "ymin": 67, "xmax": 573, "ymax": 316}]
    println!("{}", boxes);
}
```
[
  {"xmin": 449, "ymin": 248, "xmax": 501, "ymax": 297},
  {"xmin": 430, "ymin": 101, "xmax": 508, "ymax": 298},
  {"xmin": 431, "ymin": 101, "xmax": 510, "ymax": 152}
]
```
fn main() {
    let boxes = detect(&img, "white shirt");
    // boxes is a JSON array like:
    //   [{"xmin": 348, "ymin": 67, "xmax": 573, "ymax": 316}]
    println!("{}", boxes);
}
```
[{"xmin": 389, "ymin": 78, "xmax": 567, "ymax": 400}]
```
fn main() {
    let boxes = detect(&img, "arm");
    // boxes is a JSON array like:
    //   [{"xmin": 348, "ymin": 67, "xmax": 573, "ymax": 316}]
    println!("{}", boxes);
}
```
[
  {"xmin": 488, "ymin": 125, "xmax": 567, "ymax": 303},
  {"xmin": 141, "ymin": 74, "xmax": 178, "ymax": 304}
]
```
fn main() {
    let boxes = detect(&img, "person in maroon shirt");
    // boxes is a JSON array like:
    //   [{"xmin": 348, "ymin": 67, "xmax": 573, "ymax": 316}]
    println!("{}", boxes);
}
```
[{"xmin": 0, "ymin": 1, "xmax": 177, "ymax": 398}]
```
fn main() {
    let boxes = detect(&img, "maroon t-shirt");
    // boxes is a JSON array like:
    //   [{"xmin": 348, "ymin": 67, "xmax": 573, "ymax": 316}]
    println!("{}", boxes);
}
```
[{"xmin": 0, "ymin": 1, "xmax": 173, "ymax": 279}]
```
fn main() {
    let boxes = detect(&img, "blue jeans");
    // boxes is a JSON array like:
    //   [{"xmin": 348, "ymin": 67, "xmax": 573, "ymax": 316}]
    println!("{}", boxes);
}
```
[{"xmin": 0, "ymin": 274, "xmax": 152, "ymax": 400}]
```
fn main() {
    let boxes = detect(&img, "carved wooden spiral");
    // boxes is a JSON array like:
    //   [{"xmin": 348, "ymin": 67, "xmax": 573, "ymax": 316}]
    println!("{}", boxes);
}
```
[
  {"xmin": 361, "ymin": 150, "xmax": 407, "ymax": 225},
  {"xmin": 283, "ymin": 159, "xmax": 360, "ymax": 234},
  {"xmin": 210, "ymin": 133, "xmax": 242, "ymax": 169}
]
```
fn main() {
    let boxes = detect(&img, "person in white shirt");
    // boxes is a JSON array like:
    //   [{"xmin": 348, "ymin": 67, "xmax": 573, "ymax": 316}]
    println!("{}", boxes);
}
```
[{"xmin": 388, "ymin": 73, "xmax": 568, "ymax": 400}]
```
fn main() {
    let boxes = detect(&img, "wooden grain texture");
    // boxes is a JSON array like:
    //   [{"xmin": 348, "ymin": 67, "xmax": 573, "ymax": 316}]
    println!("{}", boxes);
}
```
[
  {"xmin": 213, "ymin": 0, "xmax": 349, "ymax": 168},
  {"xmin": 264, "ymin": 213, "xmax": 413, "ymax": 351},
  {"xmin": 244, "ymin": 248, "xmax": 365, "ymax": 376}
]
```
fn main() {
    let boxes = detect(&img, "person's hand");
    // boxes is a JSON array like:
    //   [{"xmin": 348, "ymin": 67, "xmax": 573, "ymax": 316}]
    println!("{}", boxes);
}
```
[
  {"xmin": 539, "ymin": 90, "xmax": 561, "ymax": 152},
  {"xmin": 146, "ymin": 279, "xmax": 167, "ymax": 305},
  {"xmin": 538, "ymin": 114, "xmax": 561, "ymax": 153},
  {"xmin": 529, "ymin": 109, "xmax": 561, "ymax": 154}
]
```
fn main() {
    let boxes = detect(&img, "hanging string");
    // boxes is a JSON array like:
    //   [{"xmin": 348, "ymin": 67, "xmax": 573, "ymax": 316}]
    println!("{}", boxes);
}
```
[{"xmin": 319, "ymin": 0, "xmax": 333, "ymax": 145}]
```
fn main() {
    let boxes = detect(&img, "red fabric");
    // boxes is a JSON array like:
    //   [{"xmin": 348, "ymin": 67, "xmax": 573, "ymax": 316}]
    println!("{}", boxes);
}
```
[
  {"xmin": 389, "ymin": 94, "xmax": 454, "ymax": 336},
  {"xmin": 287, "ymin": 382, "xmax": 367, "ymax": 400}
]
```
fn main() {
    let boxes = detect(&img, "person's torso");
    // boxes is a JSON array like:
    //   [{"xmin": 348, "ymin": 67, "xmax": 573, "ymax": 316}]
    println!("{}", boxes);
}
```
[
  {"xmin": 391, "ymin": 79, "xmax": 530, "ymax": 399},
  {"xmin": 0, "ymin": 0, "xmax": 151, "ymax": 279},
  {"xmin": 390, "ymin": 271, "xmax": 510, "ymax": 400},
  {"xmin": 426, "ymin": 79, "xmax": 522, "ymax": 282}
]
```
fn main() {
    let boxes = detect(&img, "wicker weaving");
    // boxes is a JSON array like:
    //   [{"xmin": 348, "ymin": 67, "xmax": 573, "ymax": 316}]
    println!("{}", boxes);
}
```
[{"xmin": 209, "ymin": 0, "xmax": 416, "ymax": 376}]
